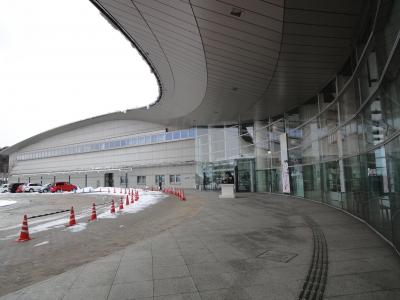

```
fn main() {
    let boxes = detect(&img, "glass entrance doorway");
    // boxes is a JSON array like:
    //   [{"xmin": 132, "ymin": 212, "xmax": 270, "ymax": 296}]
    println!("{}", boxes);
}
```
[
  {"xmin": 155, "ymin": 175, "xmax": 165, "ymax": 189},
  {"xmin": 237, "ymin": 159, "xmax": 255, "ymax": 192},
  {"xmin": 104, "ymin": 173, "xmax": 114, "ymax": 187},
  {"xmin": 197, "ymin": 159, "xmax": 255, "ymax": 192}
]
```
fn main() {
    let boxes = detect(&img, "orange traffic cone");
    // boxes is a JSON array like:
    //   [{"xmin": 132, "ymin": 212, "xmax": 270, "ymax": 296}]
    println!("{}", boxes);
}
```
[
  {"xmin": 111, "ymin": 200, "xmax": 116, "ymax": 213},
  {"xmin": 68, "ymin": 207, "xmax": 77, "ymax": 226},
  {"xmin": 119, "ymin": 198, "xmax": 124, "ymax": 210},
  {"xmin": 16, "ymin": 214, "xmax": 31, "ymax": 242},
  {"xmin": 135, "ymin": 190, "xmax": 139, "ymax": 201},
  {"xmin": 89, "ymin": 203, "xmax": 97, "ymax": 221},
  {"xmin": 131, "ymin": 194, "xmax": 135, "ymax": 204},
  {"xmin": 181, "ymin": 189, "xmax": 186, "ymax": 201},
  {"xmin": 126, "ymin": 194, "xmax": 129, "ymax": 206}
]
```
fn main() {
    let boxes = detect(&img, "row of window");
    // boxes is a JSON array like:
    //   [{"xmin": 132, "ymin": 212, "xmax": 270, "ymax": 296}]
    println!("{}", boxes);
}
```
[
  {"xmin": 119, "ymin": 175, "xmax": 181, "ymax": 185},
  {"xmin": 17, "ymin": 128, "xmax": 196, "ymax": 161}
]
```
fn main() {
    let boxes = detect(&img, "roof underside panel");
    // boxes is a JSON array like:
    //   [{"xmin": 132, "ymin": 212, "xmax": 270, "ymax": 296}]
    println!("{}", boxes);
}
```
[{"xmin": 4, "ymin": 0, "xmax": 367, "ymax": 154}]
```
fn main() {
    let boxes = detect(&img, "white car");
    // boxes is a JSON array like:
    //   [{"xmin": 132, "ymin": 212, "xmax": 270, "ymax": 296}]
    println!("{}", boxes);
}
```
[
  {"xmin": 0, "ymin": 184, "xmax": 8, "ymax": 193},
  {"xmin": 23, "ymin": 183, "xmax": 42, "ymax": 193}
]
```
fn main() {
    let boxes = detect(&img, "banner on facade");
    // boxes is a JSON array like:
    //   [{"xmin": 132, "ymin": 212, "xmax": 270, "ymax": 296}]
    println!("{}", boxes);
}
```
[{"xmin": 280, "ymin": 133, "xmax": 290, "ymax": 194}]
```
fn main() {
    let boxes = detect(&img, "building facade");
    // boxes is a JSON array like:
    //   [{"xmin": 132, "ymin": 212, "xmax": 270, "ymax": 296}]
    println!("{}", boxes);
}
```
[
  {"xmin": 4, "ymin": 0, "xmax": 400, "ymax": 254},
  {"xmin": 0, "ymin": 147, "xmax": 8, "ymax": 184},
  {"xmin": 194, "ymin": 0, "xmax": 400, "ymax": 252},
  {"xmin": 8, "ymin": 120, "xmax": 196, "ymax": 188}
]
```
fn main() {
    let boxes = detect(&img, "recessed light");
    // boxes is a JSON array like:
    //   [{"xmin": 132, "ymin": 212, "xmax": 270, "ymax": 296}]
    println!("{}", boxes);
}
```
[
  {"xmin": 230, "ymin": 8, "xmax": 242, "ymax": 17},
  {"xmin": 232, "ymin": 87, "xmax": 238, "ymax": 91}
]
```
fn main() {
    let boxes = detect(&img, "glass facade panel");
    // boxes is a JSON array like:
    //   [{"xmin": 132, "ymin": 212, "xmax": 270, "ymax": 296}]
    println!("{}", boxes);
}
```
[
  {"xmin": 385, "ymin": 135, "xmax": 400, "ymax": 250},
  {"xmin": 194, "ymin": 4, "xmax": 400, "ymax": 254}
]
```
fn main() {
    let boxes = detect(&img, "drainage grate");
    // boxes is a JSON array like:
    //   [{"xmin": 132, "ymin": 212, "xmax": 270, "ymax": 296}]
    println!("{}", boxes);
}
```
[
  {"xmin": 256, "ymin": 250, "xmax": 298, "ymax": 263},
  {"xmin": 298, "ymin": 216, "xmax": 328, "ymax": 300}
]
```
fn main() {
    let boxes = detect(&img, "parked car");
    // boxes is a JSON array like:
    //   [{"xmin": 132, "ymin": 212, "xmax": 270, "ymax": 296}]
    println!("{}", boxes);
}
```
[
  {"xmin": 15, "ymin": 183, "xmax": 25, "ymax": 193},
  {"xmin": 9, "ymin": 183, "xmax": 26, "ymax": 193},
  {"xmin": 23, "ymin": 183, "xmax": 42, "ymax": 193},
  {"xmin": 0, "ymin": 184, "xmax": 8, "ymax": 193},
  {"xmin": 39, "ymin": 183, "xmax": 52, "ymax": 193},
  {"xmin": 50, "ymin": 182, "xmax": 77, "ymax": 193}
]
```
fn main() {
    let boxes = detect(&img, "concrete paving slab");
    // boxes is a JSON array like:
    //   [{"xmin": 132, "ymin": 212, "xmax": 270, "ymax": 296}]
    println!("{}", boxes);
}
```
[
  {"xmin": 107, "ymin": 281, "xmax": 153, "ymax": 300},
  {"xmin": 114, "ymin": 261, "xmax": 153, "ymax": 283},
  {"xmin": 62, "ymin": 285, "xmax": 111, "ymax": 300},
  {"xmin": 153, "ymin": 265, "xmax": 190, "ymax": 280},
  {"xmin": 153, "ymin": 276, "xmax": 198, "ymax": 296},
  {"xmin": 153, "ymin": 292, "xmax": 201, "ymax": 300}
]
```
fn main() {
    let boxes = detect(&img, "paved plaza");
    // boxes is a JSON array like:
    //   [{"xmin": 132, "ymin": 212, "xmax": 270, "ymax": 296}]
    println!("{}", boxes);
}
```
[{"xmin": 1, "ymin": 191, "xmax": 399, "ymax": 300}]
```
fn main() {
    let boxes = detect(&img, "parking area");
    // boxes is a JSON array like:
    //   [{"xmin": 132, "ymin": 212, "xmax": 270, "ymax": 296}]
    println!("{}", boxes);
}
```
[{"xmin": 0, "ymin": 189, "xmax": 202, "ymax": 296}]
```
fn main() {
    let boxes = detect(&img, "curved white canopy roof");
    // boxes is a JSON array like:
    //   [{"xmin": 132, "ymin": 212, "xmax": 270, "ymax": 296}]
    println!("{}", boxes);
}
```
[{"xmin": 4, "ymin": 0, "xmax": 365, "ymax": 154}]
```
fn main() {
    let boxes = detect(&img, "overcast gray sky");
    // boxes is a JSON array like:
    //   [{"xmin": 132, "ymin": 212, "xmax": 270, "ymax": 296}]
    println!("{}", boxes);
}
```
[{"xmin": 0, "ymin": 0, "xmax": 158, "ymax": 148}]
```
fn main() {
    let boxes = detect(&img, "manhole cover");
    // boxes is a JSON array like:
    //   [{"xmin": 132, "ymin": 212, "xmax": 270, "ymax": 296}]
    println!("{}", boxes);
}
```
[{"xmin": 256, "ymin": 250, "xmax": 297, "ymax": 263}]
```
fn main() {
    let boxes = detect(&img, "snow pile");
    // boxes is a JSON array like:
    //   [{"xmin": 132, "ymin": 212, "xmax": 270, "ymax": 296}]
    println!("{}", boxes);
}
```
[
  {"xmin": 98, "ymin": 190, "xmax": 167, "ymax": 219},
  {"xmin": 64, "ymin": 223, "xmax": 87, "ymax": 233},
  {"xmin": 0, "ymin": 200, "xmax": 17, "ymax": 207},
  {"xmin": 2, "ymin": 190, "xmax": 167, "ymax": 241},
  {"xmin": 75, "ymin": 187, "xmax": 95, "ymax": 193}
]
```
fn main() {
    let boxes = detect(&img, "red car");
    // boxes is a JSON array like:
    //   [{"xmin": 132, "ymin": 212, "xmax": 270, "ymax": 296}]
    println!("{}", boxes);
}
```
[
  {"xmin": 15, "ymin": 184, "xmax": 26, "ymax": 193},
  {"xmin": 50, "ymin": 182, "xmax": 77, "ymax": 193}
]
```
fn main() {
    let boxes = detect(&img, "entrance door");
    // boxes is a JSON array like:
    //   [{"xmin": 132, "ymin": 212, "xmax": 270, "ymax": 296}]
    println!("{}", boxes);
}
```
[
  {"xmin": 155, "ymin": 175, "xmax": 165, "ymax": 189},
  {"xmin": 104, "ymin": 173, "xmax": 114, "ymax": 187},
  {"xmin": 236, "ymin": 159, "xmax": 255, "ymax": 192}
]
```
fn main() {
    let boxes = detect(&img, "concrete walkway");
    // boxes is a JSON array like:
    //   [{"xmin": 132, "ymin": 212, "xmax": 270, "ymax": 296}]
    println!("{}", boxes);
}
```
[{"xmin": 1, "ymin": 192, "xmax": 399, "ymax": 300}]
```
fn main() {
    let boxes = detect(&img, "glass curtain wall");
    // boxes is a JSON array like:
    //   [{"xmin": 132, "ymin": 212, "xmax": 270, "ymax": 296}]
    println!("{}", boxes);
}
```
[{"xmin": 195, "ymin": 0, "xmax": 400, "ymax": 252}]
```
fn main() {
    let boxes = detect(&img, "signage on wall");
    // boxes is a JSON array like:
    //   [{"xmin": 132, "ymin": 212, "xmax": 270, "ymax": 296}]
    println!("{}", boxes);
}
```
[
  {"xmin": 282, "ymin": 160, "xmax": 290, "ymax": 193},
  {"xmin": 368, "ymin": 168, "xmax": 377, "ymax": 176},
  {"xmin": 280, "ymin": 133, "xmax": 290, "ymax": 194}
]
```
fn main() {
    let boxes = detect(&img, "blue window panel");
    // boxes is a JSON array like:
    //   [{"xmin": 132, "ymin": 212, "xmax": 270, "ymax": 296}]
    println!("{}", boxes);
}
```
[
  {"xmin": 173, "ymin": 131, "xmax": 180, "ymax": 140},
  {"xmin": 166, "ymin": 132, "xmax": 173, "ymax": 141},
  {"xmin": 139, "ymin": 136, "xmax": 145, "ymax": 145},
  {"xmin": 151, "ymin": 135, "xmax": 157, "ymax": 143},
  {"xmin": 145, "ymin": 136, "xmax": 151, "ymax": 144},
  {"xmin": 121, "ymin": 139, "xmax": 126, "ymax": 147},
  {"xmin": 189, "ymin": 128, "xmax": 196, "ymax": 138},
  {"xmin": 181, "ymin": 129, "xmax": 189, "ymax": 139}
]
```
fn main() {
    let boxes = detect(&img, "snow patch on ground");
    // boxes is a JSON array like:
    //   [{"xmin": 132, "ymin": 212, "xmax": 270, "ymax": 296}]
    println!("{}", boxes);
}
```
[
  {"xmin": 34, "ymin": 241, "xmax": 49, "ymax": 247},
  {"xmin": 29, "ymin": 218, "xmax": 70, "ymax": 234},
  {"xmin": 0, "ymin": 200, "xmax": 17, "ymax": 207},
  {"xmin": 65, "ymin": 223, "xmax": 87, "ymax": 233},
  {"xmin": 2, "ymin": 190, "xmax": 167, "ymax": 240},
  {"xmin": 75, "ymin": 187, "xmax": 95, "ymax": 193},
  {"xmin": 97, "ymin": 210, "xmax": 118, "ymax": 219}
]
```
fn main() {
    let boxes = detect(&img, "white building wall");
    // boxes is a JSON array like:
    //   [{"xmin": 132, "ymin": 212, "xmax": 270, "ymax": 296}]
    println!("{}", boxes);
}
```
[
  {"xmin": 20, "ymin": 120, "xmax": 165, "ymax": 152},
  {"xmin": 9, "ymin": 120, "xmax": 196, "ymax": 188}
]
